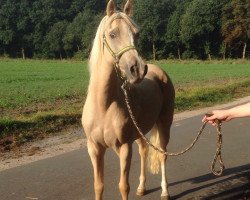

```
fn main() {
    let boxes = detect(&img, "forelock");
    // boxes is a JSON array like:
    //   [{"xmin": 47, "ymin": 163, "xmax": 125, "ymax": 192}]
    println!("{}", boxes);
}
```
[{"xmin": 105, "ymin": 12, "xmax": 139, "ymax": 34}]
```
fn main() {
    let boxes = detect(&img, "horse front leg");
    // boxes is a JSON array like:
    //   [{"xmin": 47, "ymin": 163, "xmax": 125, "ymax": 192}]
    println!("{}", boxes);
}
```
[
  {"xmin": 87, "ymin": 140, "xmax": 105, "ymax": 200},
  {"xmin": 135, "ymin": 138, "xmax": 148, "ymax": 196},
  {"xmin": 119, "ymin": 143, "xmax": 132, "ymax": 200}
]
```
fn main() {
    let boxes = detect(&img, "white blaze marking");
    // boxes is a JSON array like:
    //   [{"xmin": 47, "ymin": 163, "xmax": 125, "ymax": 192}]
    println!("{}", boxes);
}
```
[{"xmin": 128, "ymin": 28, "xmax": 134, "ymax": 46}]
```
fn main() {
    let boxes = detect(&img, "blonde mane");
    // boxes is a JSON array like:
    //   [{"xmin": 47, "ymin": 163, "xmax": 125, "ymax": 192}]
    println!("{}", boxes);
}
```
[
  {"xmin": 88, "ymin": 12, "xmax": 139, "ymax": 73},
  {"xmin": 88, "ymin": 16, "xmax": 107, "ymax": 73}
]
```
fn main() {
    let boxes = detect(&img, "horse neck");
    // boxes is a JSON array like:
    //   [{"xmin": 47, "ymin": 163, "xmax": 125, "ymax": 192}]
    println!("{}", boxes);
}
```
[{"xmin": 88, "ymin": 60, "xmax": 121, "ymax": 110}]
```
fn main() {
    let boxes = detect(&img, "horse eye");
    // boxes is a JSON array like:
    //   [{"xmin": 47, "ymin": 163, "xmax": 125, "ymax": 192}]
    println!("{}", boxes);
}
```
[{"xmin": 109, "ymin": 32, "xmax": 116, "ymax": 39}]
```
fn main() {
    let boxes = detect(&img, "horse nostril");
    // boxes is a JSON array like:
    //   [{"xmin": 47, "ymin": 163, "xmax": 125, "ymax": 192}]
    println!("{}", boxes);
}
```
[
  {"xmin": 130, "ymin": 65, "xmax": 138, "ymax": 77},
  {"xmin": 143, "ymin": 65, "xmax": 148, "ymax": 76}
]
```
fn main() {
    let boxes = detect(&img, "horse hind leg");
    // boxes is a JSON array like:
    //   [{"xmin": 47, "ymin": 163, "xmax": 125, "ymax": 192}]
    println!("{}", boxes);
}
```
[
  {"xmin": 148, "ymin": 122, "xmax": 171, "ymax": 200},
  {"xmin": 87, "ymin": 140, "xmax": 106, "ymax": 200},
  {"xmin": 135, "ymin": 137, "xmax": 148, "ymax": 196},
  {"xmin": 158, "ymin": 121, "xmax": 171, "ymax": 200}
]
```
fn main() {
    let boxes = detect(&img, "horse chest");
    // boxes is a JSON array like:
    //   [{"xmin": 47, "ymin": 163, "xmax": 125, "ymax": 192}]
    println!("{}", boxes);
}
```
[{"xmin": 82, "ymin": 103, "xmax": 135, "ymax": 146}]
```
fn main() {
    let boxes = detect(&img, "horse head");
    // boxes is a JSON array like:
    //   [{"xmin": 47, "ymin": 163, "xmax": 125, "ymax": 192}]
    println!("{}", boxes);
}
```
[{"xmin": 103, "ymin": 0, "xmax": 148, "ymax": 84}]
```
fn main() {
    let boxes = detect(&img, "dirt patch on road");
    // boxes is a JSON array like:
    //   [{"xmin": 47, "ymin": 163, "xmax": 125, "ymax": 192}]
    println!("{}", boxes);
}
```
[
  {"xmin": 0, "ymin": 96, "xmax": 249, "ymax": 172},
  {"xmin": 0, "ymin": 127, "xmax": 86, "ymax": 171}
]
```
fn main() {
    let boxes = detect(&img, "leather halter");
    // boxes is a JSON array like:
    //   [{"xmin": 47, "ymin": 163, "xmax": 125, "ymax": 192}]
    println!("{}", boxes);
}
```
[{"xmin": 103, "ymin": 16, "xmax": 137, "ymax": 81}]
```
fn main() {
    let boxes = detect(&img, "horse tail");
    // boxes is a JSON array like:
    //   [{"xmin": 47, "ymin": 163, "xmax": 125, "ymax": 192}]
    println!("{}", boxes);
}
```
[{"xmin": 147, "ymin": 125, "xmax": 161, "ymax": 174}]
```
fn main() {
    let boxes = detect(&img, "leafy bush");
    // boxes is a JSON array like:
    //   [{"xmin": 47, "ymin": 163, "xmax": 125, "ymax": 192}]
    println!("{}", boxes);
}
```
[
  {"xmin": 182, "ymin": 50, "xmax": 198, "ymax": 59},
  {"xmin": 73, "ymin": 50, "xmax": 89, "ymax": 60}
]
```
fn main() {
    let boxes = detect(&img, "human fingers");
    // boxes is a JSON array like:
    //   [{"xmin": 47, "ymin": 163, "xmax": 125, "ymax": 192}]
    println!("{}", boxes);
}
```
[
  {"xmin": 205, "ymin": 112, "xmax": 218, "ymax": 121},
  {"xmin": 202, "ymin": 112, "xmax": 215, "ymax": 122},
  {"xmin": 202, "ymin": 116, "xmax": 207, "ymax": 122}
]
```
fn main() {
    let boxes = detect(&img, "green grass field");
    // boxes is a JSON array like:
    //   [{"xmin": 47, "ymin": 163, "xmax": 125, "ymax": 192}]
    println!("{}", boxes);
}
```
[
  {"xmin": 0, "ymin": 59, "xmax": 89, "ymax": 110},
  {"xmin": 0, "ymin": 59, "xmax": 250, "ymax": 142}
]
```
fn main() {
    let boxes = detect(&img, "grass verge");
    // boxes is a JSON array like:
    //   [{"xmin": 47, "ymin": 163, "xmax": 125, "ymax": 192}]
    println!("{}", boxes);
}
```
[
  {"xmin": 175, "ymin": 80, "xmax": 250, "ymax": 111},
  {"xmin": 0, "ymin": 113, "xmax": 81, "ymax": 148}
]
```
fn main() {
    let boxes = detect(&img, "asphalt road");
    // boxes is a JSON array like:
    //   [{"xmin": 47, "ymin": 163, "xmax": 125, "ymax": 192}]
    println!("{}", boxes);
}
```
[{"xmin": 0, "ymin": 115, "xmax": 249, "ymax": 200}]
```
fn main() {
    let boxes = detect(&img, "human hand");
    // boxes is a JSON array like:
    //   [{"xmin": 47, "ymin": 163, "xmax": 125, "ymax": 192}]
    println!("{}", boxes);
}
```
[{"xmin": 202, "ymin": 110, "xmax": 231, "ymax": 126}]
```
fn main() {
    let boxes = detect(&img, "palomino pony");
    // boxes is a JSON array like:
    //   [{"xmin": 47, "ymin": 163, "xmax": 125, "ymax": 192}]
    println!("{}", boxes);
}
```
[{"xmin": 82, "ymin": 0, "xmax": 175, "ymax": 199}]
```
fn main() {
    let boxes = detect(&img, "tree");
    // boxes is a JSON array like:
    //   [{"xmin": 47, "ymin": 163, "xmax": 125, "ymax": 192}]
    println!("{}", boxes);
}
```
[
  {"xmin": 85, "ymin": 0, "xmax": 106, "ymax": 13},
  {"xmin": 0, "ymin": 0, "xmax": 33, "ymax": 58},
  {"xmin": 134, "ymin": 0, "xmax": 174, "ymax": 60},
  {"xmin": 165, "ymin": 0, "xmax": 192, "ymax": 59},
  {"xmin": 221, "ymin": 0, "xmax": 249, "ymax": 59},
  {"xmin": 180, "ymin": 0, "xmax": 225, "ymax": 59},
  {"xmin": 30, "ymin": 0, "xmax": 72, "ymax": 57},
  {"xmin": 68, "ymin": 0, "xmax": 88, "ymax": 17},
  {"xmin": 45, "ymin": 21, "xmax": 68, "ymax": 59},
  {"xmin": 17, "ymin": 0, "xmax": 33, "ymax": 59},
  {"xmin": 220, "ymin": 42, "xmax": 227, "ymax": 60},
  {"xmin": 63, "ymin": 9, "xmax": 102, "ymax": 58},
  {"xmin": 0, "ymin": 0, "xmax": 17, "ymax": 56},
  {"xmin": 0, "ymin": 0, "xmax": 246, "ymax": 59}
]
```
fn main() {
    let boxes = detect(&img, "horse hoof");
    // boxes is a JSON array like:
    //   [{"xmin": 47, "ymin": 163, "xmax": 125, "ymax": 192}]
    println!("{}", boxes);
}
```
[
  {"xmin": 161, "ymin": 195, "xmax": 170, "ymax": 200},
  {"xmin": 136, "ymin": 188, "xmax": 146, "ymax": 196}
]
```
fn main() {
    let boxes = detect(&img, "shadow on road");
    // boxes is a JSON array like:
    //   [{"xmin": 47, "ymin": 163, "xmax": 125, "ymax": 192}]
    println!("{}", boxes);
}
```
[
  {"xmin": 144, "ymin": 186, "xmax": 161, "ymax": 195},
  {"xmin": 170, "ymin": 163, "xmax": 250, "ymax": 199}
]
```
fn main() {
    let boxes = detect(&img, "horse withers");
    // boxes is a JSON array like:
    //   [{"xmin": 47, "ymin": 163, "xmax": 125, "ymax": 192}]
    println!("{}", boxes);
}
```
[{"xmin": 82, "ymin": 1, "xmax": 175, "ymax": 199}]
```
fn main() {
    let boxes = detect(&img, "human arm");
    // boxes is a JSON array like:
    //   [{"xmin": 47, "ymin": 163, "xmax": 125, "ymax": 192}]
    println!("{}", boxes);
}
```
[{"xmin": 202, "ymin": 102, "xmax": 250, "ymax": 125}]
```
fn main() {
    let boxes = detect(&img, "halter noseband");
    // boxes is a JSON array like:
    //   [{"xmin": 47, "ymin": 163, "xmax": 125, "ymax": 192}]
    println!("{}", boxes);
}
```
[{"xmin": 103, "ymin": 34, "xmax": 136, "ymax": 63}]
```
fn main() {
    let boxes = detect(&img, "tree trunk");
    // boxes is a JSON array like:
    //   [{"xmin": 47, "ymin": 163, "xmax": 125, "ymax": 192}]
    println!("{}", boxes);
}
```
[
  {"xmin": 59, "ymin": 52, "xmax": 62, "ymax": 60},
  {"xmin": 242, "ymin": 42, "xmax": 247, "ymax": 59},
  {"xmin": 223, "ymin": 44, "xmax": 226, "ymax": 60},
  {"xmin": 21, "ymin": 48, "xmax": 25, "ymax": 59},
  {"xmin": 65, "ymin": 50, "xmax": 68, "ymax": 59},
  {"xmin": 152, "ymin": 42, "xmax": 156, "ymax": 61},
  {"xmin": 208, "ymin": 53, "xmax": 211, "ymax": 61},
  {"xmin": 77, "ymin": 45, "xmax": 80, "ymax": 51},
  {"xmin": 178, "ymin": 47, "xmax": 181, "ymax": 60}
]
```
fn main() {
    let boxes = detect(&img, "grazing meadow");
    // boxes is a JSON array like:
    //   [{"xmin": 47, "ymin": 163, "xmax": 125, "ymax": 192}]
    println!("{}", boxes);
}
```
[{"xmin": 0, "ymin": 59, "xmax": 250, "ymax": 142}]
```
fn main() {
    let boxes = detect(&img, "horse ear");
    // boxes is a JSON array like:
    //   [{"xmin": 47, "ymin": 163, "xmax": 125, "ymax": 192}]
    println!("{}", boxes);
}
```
[
  {"xmin": 123, "ymin": 0, "xmax": 133, "ymax": 16},
  {"xmin": 107, "ymin": 0, "xmax": 116, "ymax": 17}
]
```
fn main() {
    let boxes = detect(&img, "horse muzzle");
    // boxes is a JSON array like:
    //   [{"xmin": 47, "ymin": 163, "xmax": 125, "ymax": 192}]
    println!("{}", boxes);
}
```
[
  {"xmin": 143, "ymin": 64, "xmax": 148, "ymax": 77},
  {"xmin": 129, "ymin": 64, "xmax": 148, "ymax": 84}
]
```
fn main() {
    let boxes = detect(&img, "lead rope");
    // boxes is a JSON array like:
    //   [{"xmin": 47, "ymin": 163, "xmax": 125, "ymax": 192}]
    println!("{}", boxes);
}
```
[
  {"xmin": 211, "ymin": 122, "xmax": 225, "ymax": 176},
  {"xmin": 121, "ymin": 82, "xmax": 225, "ymax": 176}
]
